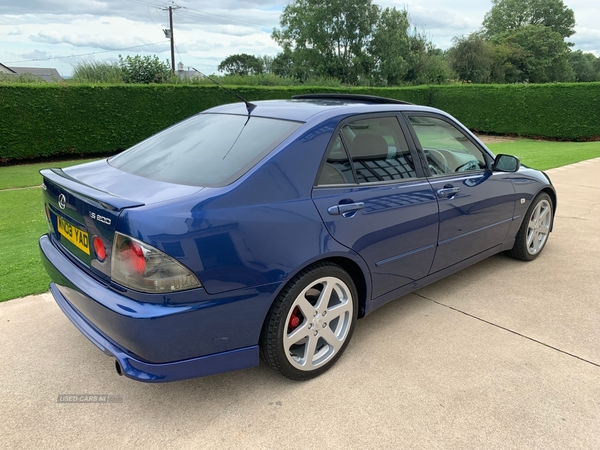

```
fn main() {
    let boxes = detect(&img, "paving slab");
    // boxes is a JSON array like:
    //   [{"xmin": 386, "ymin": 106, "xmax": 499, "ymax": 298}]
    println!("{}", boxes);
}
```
[
  {"xmin": 417, "ymin": 158, "xmax": 600, "ymax": 364},
  {"xmin": 1, "ymin": 159, "xmax": 599, "ymax": 449}
]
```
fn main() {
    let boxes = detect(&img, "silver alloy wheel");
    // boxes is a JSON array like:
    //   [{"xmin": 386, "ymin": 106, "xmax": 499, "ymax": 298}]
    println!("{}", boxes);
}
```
[
  {"xmin": 284, "ymin": 276, "xmax": 353, "ymax": 371},
  {"xmin": 526, "ymin": 199, "xmax": 552, "ymax": 255}
]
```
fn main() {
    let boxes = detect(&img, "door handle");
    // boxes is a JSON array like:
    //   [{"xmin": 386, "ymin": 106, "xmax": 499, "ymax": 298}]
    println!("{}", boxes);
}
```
[
  {"xmin": 327, "ymin": 202, "xmax": 365, "ymax": 216},
  {"xmin": 436, "ymin": 187, "xmax": 460, "ymax": 198}
]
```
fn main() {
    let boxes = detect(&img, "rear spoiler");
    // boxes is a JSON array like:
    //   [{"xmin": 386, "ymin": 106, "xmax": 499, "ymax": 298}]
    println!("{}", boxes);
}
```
[{"xmin": 41, "ymin": 168, "xmax": 145, "ymax": 211}]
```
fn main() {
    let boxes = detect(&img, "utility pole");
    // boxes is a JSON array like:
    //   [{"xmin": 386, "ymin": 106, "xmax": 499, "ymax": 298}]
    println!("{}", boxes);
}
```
[{"xmin": 161, "ymin": 2, "xmax": 181, "ymax": 74}]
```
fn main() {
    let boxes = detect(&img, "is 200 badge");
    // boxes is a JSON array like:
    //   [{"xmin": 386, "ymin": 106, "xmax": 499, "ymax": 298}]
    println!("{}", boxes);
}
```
[{"xmin": 90, "ymin": 212, "xmax": 112, "ymax": 225}]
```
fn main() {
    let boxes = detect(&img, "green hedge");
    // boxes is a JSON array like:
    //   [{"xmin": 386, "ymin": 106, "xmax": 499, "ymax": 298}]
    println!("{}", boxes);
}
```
[
  {"xmin": 429, "ymin": 83, "xmax": 600, "ymax": 140},
  {"xmin": 1, "ymin": 83, "xmax": 599, "ymax": 163}
]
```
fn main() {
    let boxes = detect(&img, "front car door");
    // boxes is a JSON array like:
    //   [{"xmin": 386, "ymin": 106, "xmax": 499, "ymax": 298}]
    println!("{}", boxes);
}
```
[
  {"xmin": 404, "ymin": 113, "xmax": 517, "ymax": 273},
  {"xmin": 312, "ymin": 115, "xmax": 439, "ymax": 300}
]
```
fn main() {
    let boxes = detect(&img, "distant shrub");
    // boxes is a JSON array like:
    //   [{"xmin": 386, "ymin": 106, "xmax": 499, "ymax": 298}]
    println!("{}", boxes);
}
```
[
  {"xmin": 118, "ymin": 55, "xmax": 172, "ymax": 84},
  {"xmin": 71, "ymin": 61, "xmax": 124, "ymax": 83},
  {"xmin": 171, "ymin": 73, "xmax": 341, "ymax": 87},
  {"xmin": 0, "ymin": 73, "xmax": 46, "ymax": 83}
]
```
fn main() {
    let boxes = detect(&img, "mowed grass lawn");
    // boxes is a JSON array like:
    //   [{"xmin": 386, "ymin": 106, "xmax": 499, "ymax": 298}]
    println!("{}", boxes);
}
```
[
  {"xmin": 486, "ymin": 140, "xmax": 600, "ymax": 170},
  {"xmin": 1, "ymin": 140, "xmax": 600, "ymax": 302},
  {"xmin": 0, "ymin": 158, "xmax": 97, "ymax": 302}
]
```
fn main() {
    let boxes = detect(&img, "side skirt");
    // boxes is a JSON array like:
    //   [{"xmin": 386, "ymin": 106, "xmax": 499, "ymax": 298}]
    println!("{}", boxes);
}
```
[{"xmin": 364, "ymin": 244, "xmax": 504, "ymax": 316}]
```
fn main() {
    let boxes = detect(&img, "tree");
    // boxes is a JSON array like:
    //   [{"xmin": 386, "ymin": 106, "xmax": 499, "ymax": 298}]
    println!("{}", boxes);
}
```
[
  {"xmin": 420, "ymin": 49, "xmax": 454, "ymax": 85},
  {"xmin": 488, "ymin": 42, "xmax": 528, "ymax": 83},
  {"xmin": 260, "ymin": 55, "xmax": 275, "ymax": 74},
  {"xmin": 447, "ymin": 33, "xmax": 493, "ymax": 83},
  {"xmin": 403, "ymin": 36, "xmax": 453, "ymax": 85},
  {"xmin": 118, "ymin": 55, "xmax": 171, "ymax": 84},
  {"xmin": 495, "ymin": 25, "xmax": 574, "ymax": 83},
  {"xmin": 272, "ymin": 0, "xmax": 380, "ymax": 83},
  {"xmin": 369, "ymin": 7, "xmax": 411, "ymax": 85},
  {"xmin": 568, "ymin": 50, "xmax": 600, "ymax": 82},
  {"xmin": 217, "ymin": 53, "xmax": 264, "ymax": 76},
  {"xmin": 483, "ymin": 0, "xmax": 575, "ymax": 39},
  {"xmin": 272, "ymin": 1, "xmax": 448, "ymax": 86}
]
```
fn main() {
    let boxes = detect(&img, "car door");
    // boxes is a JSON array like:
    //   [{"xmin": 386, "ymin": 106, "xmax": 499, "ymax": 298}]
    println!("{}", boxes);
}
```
[
  {"xmin": 404, "ymin": 113, "xmax": 517, "ymax": 273},
  {"xmin": 311, "ymin": 115, "xmax": 439, "ymax": 300}
]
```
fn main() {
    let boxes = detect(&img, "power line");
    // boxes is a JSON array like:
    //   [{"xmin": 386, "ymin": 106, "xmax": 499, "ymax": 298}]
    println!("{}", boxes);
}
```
[
  {"xmin": 122, "ymin": 0, "xmax": 273, "ymax": 32},
  {"xmin": 174, "ymin": 43, "xmax": 184, "ymax": 67},
  {"xmin": 181, "ymin": 7, "xmax": 268, "ymax": 30},
  {"xmin": 123, "ymin": 0, "xmax": 166, "ymax": 9},
  {"xmin": 3, "ymin": 41, "xmax": 169, "ymax": 64},
  {"xmin": 147, "ymin": 5, "xmax": 165, "ymax": 31},
  {"xmin": 125, "ymin": 0, "xmax": 271, "ymax": 32}
]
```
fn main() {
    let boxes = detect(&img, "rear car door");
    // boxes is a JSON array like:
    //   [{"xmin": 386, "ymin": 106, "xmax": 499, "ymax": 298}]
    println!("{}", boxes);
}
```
[
  {"xmin": 311, "ymin": 115, "xmax": 439, "ymax": 300},
  {"xmin": 404, "ymin": 114, "xmax": 517, "ymax": 273}
]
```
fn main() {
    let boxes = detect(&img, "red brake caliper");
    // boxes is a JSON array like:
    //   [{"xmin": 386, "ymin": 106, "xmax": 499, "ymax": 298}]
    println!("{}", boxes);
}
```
[{"xmin": 288, "ymin": 306, "xmax": 301, "ymax": 332}]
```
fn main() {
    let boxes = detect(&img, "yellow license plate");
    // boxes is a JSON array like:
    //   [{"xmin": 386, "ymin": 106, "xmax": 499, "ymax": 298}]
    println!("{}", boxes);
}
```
[{"xmin": 57, "ymin": 216, "xmax": 90, "ymax": 255}]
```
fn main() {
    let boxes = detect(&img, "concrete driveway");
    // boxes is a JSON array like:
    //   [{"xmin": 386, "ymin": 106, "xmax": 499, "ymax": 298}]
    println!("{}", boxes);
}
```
[{"xmin": 1, "ymin": 159, "xmax": 599, "ymax": 449}]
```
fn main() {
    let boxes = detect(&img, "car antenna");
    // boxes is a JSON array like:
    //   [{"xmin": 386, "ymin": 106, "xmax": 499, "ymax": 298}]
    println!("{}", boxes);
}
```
[{"xmin": 191, "ymin": 67, "xmax": 257, "ymax": 114}]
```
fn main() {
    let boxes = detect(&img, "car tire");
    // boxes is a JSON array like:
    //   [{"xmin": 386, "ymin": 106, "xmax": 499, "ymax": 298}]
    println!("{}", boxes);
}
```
[
  {"xmin": 260, "ymin": 262, "xmax": 358, "ymax": 381},
  {"xmin": 508, "ymin": 192, "xmax": 553, "ymax": 261}
]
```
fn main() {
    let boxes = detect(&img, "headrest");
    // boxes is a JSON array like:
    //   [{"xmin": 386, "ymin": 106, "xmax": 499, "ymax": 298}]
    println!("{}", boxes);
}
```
[{"xmin": 351, "ymin": 134, "xmax": 388, "ymax": 159}]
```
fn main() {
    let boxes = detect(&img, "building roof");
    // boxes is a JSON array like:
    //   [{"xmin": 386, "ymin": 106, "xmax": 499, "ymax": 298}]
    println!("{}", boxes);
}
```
[
  {"xmin": 177, "ymin": 70, "xmax": 200, "ymax": 79},
  {"xmin": 7, "ymin": 66, "xmax": 63, "ymax": 82}
]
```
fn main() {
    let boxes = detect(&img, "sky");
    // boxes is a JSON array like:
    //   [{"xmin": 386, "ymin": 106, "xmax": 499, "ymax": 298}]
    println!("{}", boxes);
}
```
[{"xmin": 1, "ymin": 0, "xmax": 599, "ymax": 78}]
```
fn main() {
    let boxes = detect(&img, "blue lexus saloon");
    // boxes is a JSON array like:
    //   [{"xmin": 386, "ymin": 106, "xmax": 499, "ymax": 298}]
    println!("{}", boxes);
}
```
[{"xmin": 40, "ymin": 94, "xmax": 556, "ymax": 382}]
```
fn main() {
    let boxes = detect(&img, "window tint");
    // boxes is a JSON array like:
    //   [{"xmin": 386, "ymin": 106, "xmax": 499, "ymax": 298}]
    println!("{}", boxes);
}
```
[
  {"xmin": 341, "ymin": 117, "xmax": 416, "ymax": 184},
  {"xmin": 316, "ymin": 134, "xmax": 356, "ymax": 185},
  {"xmin": 408, "ymin": 116, "xmax": 487, "ymax": 176},
  {"xmin": 109, "ymin": 114, "xmax": 302, "ymax": 187}
]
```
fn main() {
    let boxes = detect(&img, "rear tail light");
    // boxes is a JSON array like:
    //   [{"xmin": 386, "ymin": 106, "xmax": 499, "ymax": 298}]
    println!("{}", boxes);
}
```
[
  {"xmin": 45, "ymin": 204, "xmax": 51, "ymax": 232},
  {"xmin": 93, "ymin": 236, "xmax": 107, "ymax": 262},
  {"xmin": 111, "ymin": 232, "xmax": 201, "ymax": 293}
]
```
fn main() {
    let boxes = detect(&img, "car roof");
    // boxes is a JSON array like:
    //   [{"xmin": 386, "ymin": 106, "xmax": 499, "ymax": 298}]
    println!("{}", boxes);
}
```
[{"xmin": 204, "ymin": 97, "xmax": 442, "ymax": 123}]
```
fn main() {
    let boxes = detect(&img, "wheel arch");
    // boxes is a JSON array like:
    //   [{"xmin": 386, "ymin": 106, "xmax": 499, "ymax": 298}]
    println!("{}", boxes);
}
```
[
  {"xmin": 540, "ymin": 187, "xmax": 557, "ymax": 231},
  {"xmin": 261, "ymin": 253, "xmax": 371, "ymax": 341},
  {"xmin": 322, "ymin": 256, "xmax": 369, "ymax": 318}
]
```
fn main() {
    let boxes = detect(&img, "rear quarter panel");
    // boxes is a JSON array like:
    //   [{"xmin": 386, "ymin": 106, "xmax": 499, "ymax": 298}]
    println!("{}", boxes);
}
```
[{"xmin": 117, "ymin": 115, "xmax": 370, "ymax": 296}]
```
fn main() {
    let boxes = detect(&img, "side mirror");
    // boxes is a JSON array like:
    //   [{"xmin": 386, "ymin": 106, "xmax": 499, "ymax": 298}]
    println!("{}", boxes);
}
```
[{"xmin": 493, "ymin": 154, "xmax": 520, "ymax": 172}]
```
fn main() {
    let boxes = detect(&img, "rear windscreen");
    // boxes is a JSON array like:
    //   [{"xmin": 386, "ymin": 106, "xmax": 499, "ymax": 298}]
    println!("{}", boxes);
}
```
[{"xmin": 109, "ymin": 113, "xmax": 302, "ymax": 187}]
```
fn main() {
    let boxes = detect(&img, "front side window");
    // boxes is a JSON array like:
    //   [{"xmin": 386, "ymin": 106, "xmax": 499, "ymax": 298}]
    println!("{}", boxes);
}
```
[
  {"xmin": 110, "ymin": 114, "xmax": 302, "ymax": 187},
  {"xmin": 316, "ymin": 116, "xmax": 417, "ymax": 186},
  {"xmin": 408, "ymin": 115, "xmax": 487, "ymax": 176}
]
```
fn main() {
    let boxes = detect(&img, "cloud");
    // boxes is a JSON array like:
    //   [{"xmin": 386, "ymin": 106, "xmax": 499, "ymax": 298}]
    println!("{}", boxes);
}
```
[
  {"xmin": 1, "ymin": 0, "xmax": 598, "ymax": 77},
  {"xmin": 20, "ymin": 49, "xmax": 50, "ymax": 59},
  {"xmin": 30, "ymin": 31, "xmax": 169, "ymax": 52},
  {"xmin": 199, "ymin": 24, "xmax": 266, "ymax": 37},
  {"xmin": 571, "ymin": 27, "xmax": 600, "ymax": 55},
  {"xmin": 186, "ymin": 40, "xmax": 227, "ymax": 52}
]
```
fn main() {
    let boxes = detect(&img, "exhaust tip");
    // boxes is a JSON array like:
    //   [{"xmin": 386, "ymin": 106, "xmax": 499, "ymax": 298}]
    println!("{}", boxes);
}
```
[{"xmin": 115, "ymin": 359, "xmax": 123, "ymax": 376}]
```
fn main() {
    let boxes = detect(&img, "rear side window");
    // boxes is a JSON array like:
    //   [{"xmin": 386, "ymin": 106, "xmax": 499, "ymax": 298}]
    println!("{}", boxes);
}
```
[
  {"xmin": 316, "ymin": 116, "xmax": 417, "ymax": 186},
  {"xmin": 109, "ymin": 114, "xmax": 302, "ymax": 187}
]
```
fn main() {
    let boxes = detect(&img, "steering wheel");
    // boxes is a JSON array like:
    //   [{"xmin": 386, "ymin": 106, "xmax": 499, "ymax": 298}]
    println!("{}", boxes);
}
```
[
  {"xmin": 455, "ymin": 160, "xmax": 480, "ymax": 172},
  {"xmin": 424, "ymin": 149, "xmax": 448, "ymax": 175}
]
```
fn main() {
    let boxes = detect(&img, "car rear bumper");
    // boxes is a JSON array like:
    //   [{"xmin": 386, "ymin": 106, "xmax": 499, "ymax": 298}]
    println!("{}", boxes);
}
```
[
  {"xmin": 50, "ymin": 283, "xmax": 258, "ymax": 382},
  {"xmin": 39, "ymin": 235, "xmax": 278, "ymax": 382}
]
